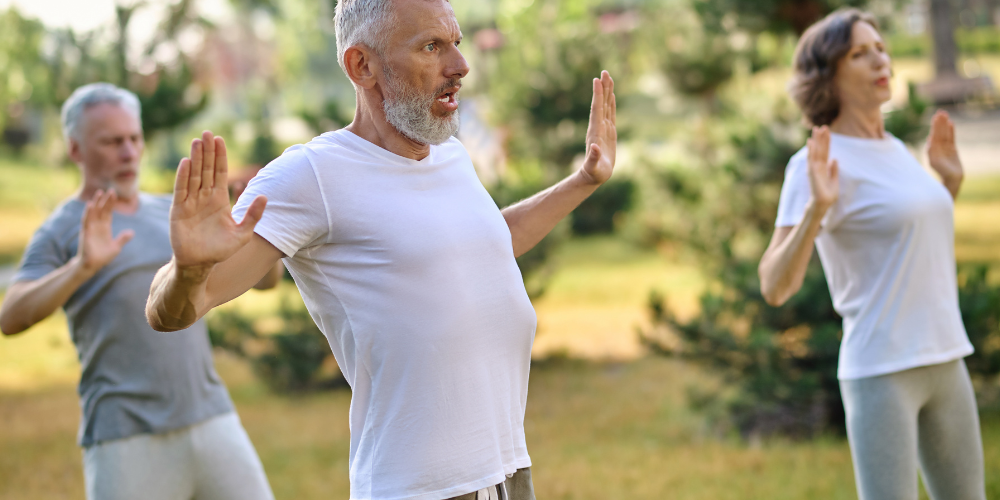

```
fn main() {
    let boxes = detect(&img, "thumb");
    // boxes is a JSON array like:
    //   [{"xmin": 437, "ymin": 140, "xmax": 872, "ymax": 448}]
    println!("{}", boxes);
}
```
[
  {"xmin": 115, "ymin": 229, "xmax": 135, "ymax": 248},
  {"xmin": 583, "ymin": 143, "xmax": 602, "ymax": 170},
  {"xmin": 237, "ymin": 195, "xmax": 268, "ymax": 233},
  {"xmin": 828, "ymin": 159, "xmax": 839, "ymax": 181}
]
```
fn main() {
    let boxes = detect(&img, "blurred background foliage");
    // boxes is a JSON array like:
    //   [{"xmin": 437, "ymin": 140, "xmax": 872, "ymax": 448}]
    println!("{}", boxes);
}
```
[{"xmin": 2, "ymin": 0, "xmax": 1000, "ymax": 442}]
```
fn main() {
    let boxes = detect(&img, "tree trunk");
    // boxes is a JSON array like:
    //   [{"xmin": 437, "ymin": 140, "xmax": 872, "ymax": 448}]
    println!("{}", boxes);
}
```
[
  {"xmin": 115, "ymin": 5, "xmax": 136, "ymax": 87},
  {"xmin": 929, "ymin": 0, "xmax": 959, "ymax": 78}
]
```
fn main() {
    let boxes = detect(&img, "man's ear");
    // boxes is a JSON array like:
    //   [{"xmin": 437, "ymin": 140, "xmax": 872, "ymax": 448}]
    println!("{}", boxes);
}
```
[
  {"xmin": 344, "ymin": 45, "xmax": 379, "ymax": 90},
  {"xmin": 67, "ymin": 137, "xmax": 83, "ymax": 164}
]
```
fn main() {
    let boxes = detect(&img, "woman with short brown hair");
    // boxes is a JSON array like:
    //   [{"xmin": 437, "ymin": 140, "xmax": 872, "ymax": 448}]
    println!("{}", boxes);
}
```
[{"xmin": 758, "ymin": 9, "xmax": 985, "ymax": 500}]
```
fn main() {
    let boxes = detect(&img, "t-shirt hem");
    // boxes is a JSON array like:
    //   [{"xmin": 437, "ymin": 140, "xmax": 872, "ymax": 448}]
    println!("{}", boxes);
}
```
[
  {"xmin": 350, "ymin": 458, "xmax": 532, "ymax": 500},
  {"xmin": 837, "ymin": 344, "xmax": 974, "ymax": 380},
  {"xmin": 79, "ymin": 401, "xmax": 235, "ymax": 448}
]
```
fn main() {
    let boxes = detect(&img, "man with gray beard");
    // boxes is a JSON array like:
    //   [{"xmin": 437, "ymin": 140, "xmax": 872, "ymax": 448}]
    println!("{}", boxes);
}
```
[
  {"xmin": 145, "ymin": 0, "xmax": 617, "ymax": 499},
  {"xmin": 1, "ymin": 83, "xmax": 276, "ymax": 500}
]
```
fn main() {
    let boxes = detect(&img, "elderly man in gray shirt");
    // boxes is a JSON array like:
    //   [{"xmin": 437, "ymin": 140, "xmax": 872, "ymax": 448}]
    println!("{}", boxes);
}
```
[{"xmin": 0, "ymin": 83, "xmax": 276, "ymax": 500}]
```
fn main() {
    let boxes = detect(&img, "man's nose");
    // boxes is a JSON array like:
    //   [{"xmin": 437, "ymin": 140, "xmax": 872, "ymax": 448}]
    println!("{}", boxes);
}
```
[
  {"xmin": 120, "ymin": 140, "xmax": 138, "ymax": 160},
  {"xmin": 446, "ymin": 45, "xmax": 470, "ymax": 80}
]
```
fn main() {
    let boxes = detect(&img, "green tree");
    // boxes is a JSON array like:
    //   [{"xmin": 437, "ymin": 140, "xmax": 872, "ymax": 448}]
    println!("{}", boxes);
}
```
[
  {"xmin": 695, "ymin": 0, "xmax": 868, "ymax": 35},
  {"xmin": 0, "ymin": 8, "xmax": 52, "ymax": 151}
]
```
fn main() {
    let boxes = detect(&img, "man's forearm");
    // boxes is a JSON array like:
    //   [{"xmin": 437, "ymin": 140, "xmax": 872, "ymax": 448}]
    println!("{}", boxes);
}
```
[
  {"xmin": 251, "ymin": 261, "xmax": 284, "ymax": 290},
  {"xmin": 145, "ymin": 259, "xmax": 213, "ymax": 332},
  {"xmin": 0, "ymin": 257, "xmax": 97, "ymax": 335},
  {"xmin": 501, "ymin": 170, "xmax": 601, "ymax": 257}
]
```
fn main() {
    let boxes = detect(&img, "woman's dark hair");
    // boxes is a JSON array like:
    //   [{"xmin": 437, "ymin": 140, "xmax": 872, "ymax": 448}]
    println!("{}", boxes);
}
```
[{"xmin": 789, "ymin": 9, "xmax": 881, "ymax": 126}]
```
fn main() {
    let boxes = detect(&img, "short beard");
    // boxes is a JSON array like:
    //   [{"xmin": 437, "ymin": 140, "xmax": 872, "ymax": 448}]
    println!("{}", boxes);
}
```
[
  {"xmin": 108, "ymin": 177, "xmax": 139, "ymax": 201},
  {"xmin": 382, "ymin": 64, "xmax": 460, "ymax": 146}
]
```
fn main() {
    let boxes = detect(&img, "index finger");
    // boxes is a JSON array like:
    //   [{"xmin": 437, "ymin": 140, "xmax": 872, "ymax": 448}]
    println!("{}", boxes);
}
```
[{"xmin": 175, "ymin": 158, "xmax": 191, "ymax": 201}]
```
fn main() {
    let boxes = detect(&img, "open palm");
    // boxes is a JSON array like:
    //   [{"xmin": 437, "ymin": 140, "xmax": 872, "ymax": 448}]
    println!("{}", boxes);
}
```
[
  {"xmin": 170, "ymin": 131, "xmax": 267, "ymax": 268},
  {"xmin": 79, "ymin": 189, "xmax": 134, "ymax": 272},
  {"xmin": 580, "ymin": 71, "xmax": 617, "ymax": 185},
  {"xmin": 807, "ymin": 126, "xmax": 840, "ymax": 211},
  {"xmin": 927, "ymin": 110, "xmax": 962, "ymax": 182}
]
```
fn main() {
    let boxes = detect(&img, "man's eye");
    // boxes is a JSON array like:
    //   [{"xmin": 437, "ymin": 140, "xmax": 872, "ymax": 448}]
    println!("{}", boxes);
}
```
[{"xmin": 425, "ymin": 43, "xmax": 436, "ymax": 51}]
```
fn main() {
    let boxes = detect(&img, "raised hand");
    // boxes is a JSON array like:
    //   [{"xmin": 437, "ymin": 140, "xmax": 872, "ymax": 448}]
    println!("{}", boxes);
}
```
[
  {"xmin": 807, "ymin": 126, "xmax": 840, "ymax": 212},
  {"xmin": 927, "ymin": 110, "xmax": 963, "ymax": 198},
  {"xmin": 169, "ymin": 131, "xmax": 267, "ymax": 270},
  {"xmin": 78, "ymin": 189, "xmax": 134, "ymax": 273},
  {"xmin": 580, "ymin": 70, "xmax": 617, "ymax": 185}
]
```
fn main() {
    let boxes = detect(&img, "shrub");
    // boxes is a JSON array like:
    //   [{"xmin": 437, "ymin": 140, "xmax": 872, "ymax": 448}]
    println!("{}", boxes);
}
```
[
  {"xmin": 208, "ymin": 297, "xmax": 345, "ymax": 392},
  {"xmin": 884, "ymin": 82, "xmax": 929, "ymax": 145},
  {"xmin": 644, "ymin": 259, "xmax": 844, "ymax": 439},
  {"xmin": 570, "ymin": 178, "xmax": 636, "ymax": 235}
]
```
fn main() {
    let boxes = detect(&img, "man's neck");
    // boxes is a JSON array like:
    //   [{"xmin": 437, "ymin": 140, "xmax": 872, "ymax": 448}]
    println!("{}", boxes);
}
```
[
  {"xmin": 345, "ymin": 91, "xmax": 431, "ymax": 161},
  {"xmin": 77, "ymin": 186, "xmax": 140, "ymax": 215}
]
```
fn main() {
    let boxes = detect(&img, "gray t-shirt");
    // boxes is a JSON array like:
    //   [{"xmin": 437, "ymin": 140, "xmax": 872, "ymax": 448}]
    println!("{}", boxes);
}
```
[{"xmin": 14, "ymin": 193, "xmax": 233, "ymax": 447}]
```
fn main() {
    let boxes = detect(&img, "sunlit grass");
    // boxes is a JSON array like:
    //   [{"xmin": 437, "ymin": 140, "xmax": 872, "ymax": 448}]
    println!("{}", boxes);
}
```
[
  {"xmin": 531, "ymin": 236, "xmax": 704, "ymax": 360},
  {"xmin": 0, "ymin": 298, "xmax": 80, "ymax": 391},
  {"xmin": 4, "ymin": 355, "xmax": 1000, "ymax": 499}
]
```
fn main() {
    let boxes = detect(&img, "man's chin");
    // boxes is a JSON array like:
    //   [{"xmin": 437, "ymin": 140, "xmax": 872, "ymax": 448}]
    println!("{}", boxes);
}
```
[{"xmin": 112, "ymin": 182, "xmax": 140, "ymax": 201}]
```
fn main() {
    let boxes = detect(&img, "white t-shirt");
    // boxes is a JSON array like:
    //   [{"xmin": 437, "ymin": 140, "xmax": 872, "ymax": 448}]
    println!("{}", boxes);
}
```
[
  {"xmin": 776, "ymin": 132, "xmax": 973, "ymax": 380},
  {"xmin": 232, "ymin": 130, "xmax": 537, "ymax": 500}
]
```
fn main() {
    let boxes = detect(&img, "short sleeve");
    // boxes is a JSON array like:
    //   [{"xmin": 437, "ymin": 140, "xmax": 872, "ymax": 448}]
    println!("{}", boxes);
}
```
[
  {"xmin": 775, "ymin": 150, "xmax": 812, "ymax": 228},
  {"xmin": 13, "ymin": 228, "xmax": 69, "ymax": 284},
  {"xmin": 232, "ymin": 146, "xmax": 330, "ymax": 257}
]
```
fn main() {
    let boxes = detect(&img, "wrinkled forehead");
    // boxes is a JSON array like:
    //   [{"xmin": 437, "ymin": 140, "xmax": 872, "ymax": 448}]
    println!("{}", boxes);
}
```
[
  {"xmin": 389, "ymin": 0, "xmax": 461, "ymax": 46},
  {"xmin": 81, "ymin": 102, "xmax": 142, "ymax": 138}
]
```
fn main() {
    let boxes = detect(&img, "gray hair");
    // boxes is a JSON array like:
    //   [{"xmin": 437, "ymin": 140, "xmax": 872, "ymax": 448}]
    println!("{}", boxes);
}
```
[
  {"xmin": 60, "ymin": 83, "xmax": 142, "ymax": 142},
  {"xmin": 334, "ymin": 0, "xmax": 398, "ymax": 76}
]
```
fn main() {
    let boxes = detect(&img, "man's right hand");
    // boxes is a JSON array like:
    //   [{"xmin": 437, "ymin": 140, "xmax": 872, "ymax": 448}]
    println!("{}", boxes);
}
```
[
  {"xmin": 807, "ymin": 125, "xmax": 840, "ymax": 214},
  {"xmin": 79, "ymin": 189, "xmax": 134, "ymax": 274},
  {"xmin": 170, "ymin": 131, "xmax": 267, "ymax": 272}
]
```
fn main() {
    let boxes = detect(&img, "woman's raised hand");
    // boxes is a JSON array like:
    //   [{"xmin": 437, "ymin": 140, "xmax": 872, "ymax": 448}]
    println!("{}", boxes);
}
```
[
  {"xmin": 927, "ymin": 110, "xmax": 964, "ymax": 198},
  {"xmin": 807, "ymin": 126, "xmax": 840, "ymax": 212}
]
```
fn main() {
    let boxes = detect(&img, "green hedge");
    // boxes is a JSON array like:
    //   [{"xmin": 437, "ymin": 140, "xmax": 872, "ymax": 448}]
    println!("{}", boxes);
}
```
[{"xmin": 889, "ymin": 27, "xmax": 1000, "ymax": 58}]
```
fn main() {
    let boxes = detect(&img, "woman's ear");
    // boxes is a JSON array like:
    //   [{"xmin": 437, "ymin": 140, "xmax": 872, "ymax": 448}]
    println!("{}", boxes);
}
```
[{"xmin": 344, "ymin": 45, "xmax": 379, "ymax": 90}]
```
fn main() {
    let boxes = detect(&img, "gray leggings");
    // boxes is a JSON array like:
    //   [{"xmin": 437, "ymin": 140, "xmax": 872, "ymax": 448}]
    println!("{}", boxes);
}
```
[{"xmin": 840, "ymin": 359, "xmax": 986, "ymax": 500}]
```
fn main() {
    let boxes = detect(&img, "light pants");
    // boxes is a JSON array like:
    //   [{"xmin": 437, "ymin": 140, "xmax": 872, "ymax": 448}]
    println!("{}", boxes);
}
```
[
  {"xmin": 448, "ymin": 468, "xmax": 535, "ymax": 500},
  {"xmin": 83, "ymin": 412, "xmax": 274, "ymax": 500},
  {"xmin": 840, "ymin": 359, "xmax": 986, "ymax": 500}
]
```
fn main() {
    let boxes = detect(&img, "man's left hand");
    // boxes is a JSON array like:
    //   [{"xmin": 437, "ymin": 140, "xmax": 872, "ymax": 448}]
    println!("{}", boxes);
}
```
[{"xmin": 580, "ymin": 71, "xmax": 617, "ymax": 185}]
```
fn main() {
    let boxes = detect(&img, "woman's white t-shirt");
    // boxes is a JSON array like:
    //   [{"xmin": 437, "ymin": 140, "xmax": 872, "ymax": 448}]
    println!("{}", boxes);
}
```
[
  {"xmin": 232, "ymin": 130, "xmax": 537, "ymax": 500},
  {"xmin": 775, "ymin": 132, "xmax": 972, "ymax": 380}
]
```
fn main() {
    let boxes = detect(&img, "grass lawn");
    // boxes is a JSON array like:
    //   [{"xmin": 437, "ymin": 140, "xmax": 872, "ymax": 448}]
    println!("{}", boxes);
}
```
[
  {"xmin": 3, "ymin": 224, "xmax": 1000, "ymax": 498},
  {"xmin": 4, "ymin": 354, "xmax": 1000, "ymax": 499}
]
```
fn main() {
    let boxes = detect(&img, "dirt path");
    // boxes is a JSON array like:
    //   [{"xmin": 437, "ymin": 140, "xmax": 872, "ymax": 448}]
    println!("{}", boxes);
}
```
[{"xmin": 953, "ymin": 109, "xmax": 1000, "ymax": 177}]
